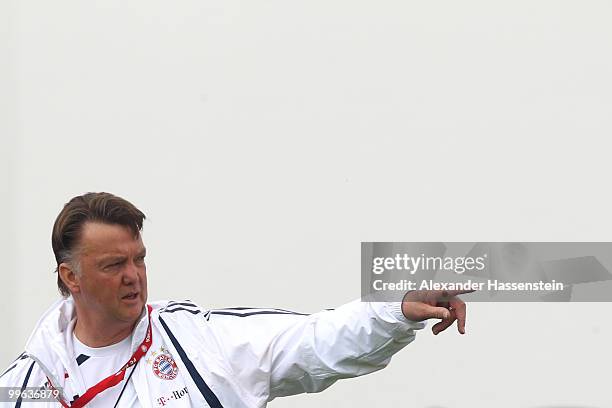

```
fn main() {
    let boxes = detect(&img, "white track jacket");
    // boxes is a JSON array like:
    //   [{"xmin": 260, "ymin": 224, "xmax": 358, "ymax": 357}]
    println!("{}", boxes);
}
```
[{"xmin": 0, "ymin": 297, "xmax": 425, "ymax": 407}]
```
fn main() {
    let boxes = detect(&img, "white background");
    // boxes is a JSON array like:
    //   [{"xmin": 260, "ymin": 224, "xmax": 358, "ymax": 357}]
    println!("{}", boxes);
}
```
[{"xmin": 1, "ymin": 1, "xmax": 611, "ymax": 407}]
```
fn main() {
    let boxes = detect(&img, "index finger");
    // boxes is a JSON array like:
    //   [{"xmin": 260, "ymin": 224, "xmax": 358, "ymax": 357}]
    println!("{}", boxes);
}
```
[
  {"xmin": 445, "ymin": 289, "xmax": 476, "ymax": 297},
  {"xmin": 437, "ymin": 289, "xmax": 476, "ymax": 301}
]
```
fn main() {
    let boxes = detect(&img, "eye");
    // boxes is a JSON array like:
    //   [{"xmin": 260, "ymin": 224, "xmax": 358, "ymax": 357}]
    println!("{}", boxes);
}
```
[{"xmin": 104, "ymin": 261, "xmax": 122, "ymax": 270}]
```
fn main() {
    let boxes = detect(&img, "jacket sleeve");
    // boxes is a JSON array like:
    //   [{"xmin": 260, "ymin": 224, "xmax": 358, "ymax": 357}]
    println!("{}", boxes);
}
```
[
  {"xmin": 0, "ymin": 355, "xmax": 47, "ymax": 408},
  {"xmin": 206, "ymin": 300, "xmax": 426, "ymax": 402}
]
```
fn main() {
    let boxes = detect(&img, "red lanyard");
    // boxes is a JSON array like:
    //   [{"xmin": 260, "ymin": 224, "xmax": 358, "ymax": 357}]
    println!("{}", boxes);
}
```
[{"xmin": 51, "ymin": 305, "xmax": 153, "ymax": 408}]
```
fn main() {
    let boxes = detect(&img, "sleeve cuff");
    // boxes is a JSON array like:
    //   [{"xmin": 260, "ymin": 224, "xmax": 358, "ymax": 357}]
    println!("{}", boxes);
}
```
[{"xmin": 385, "ymin": 302, "xmax": 427, "ymax": 331}]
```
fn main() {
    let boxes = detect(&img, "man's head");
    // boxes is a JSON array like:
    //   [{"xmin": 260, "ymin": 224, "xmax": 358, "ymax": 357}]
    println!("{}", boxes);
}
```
[{"xmin": 52, "ymin": 193, "xmax": 147, "ymax": 326}]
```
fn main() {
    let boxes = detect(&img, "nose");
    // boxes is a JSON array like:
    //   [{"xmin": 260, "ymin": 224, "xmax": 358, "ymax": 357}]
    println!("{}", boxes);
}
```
[{"xmin": 122, "ymin": 260, "xmax": 141, "ymax": 285}]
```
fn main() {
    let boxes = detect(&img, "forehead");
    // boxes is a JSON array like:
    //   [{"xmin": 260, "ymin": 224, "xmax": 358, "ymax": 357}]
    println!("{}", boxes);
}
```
[{"xmin": 78, "ymin": 222, "xmax": 144, "ymax": 256}]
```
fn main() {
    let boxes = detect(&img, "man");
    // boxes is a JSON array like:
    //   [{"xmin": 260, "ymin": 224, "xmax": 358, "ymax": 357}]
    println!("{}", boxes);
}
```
[{"xmin": 0, "ymin": 192, "xmax": 470, "ymax": 407}]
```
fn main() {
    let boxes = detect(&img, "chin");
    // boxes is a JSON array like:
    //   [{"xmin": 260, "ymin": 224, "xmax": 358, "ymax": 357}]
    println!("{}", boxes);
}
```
[{"xmin": 119, "ymin": 302, "xmax": 145, "ymax": 320}]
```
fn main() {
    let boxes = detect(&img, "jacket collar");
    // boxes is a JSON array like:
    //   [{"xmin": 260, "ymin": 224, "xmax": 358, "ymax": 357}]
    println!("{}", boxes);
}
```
[{"xmin": 24, "ymin": 296, "xmax": 151, "ymax": 395}]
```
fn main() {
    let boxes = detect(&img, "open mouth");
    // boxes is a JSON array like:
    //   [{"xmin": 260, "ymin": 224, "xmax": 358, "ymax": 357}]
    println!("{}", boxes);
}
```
[{"xmin": 122, "ymin": 292, "xmax": 139, "ymax": 300}]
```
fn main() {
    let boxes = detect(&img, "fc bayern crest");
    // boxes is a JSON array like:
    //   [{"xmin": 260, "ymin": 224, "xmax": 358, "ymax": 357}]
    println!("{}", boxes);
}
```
[{"xmin": 152, "ymin": 353, "xmax": 179, "ymax": 380}]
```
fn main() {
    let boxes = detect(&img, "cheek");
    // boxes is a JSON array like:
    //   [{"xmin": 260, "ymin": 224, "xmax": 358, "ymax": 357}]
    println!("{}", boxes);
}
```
[
  {"xmin": 85, "ymin": 275, "xmax": 121, "ymax": 294},
  {"xmin": 80, "ymin": 281, "xmax": 115, "ymax": 304}
]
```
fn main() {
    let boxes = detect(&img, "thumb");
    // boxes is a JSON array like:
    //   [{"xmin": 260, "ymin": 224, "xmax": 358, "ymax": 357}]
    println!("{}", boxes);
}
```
[
  {"xmin": 404, "ymin": 302, "xmax": 450, "ymax": 321},
  {"xmin": 420, "ymin": 304, "xmax": 450, "ymax": 321}
]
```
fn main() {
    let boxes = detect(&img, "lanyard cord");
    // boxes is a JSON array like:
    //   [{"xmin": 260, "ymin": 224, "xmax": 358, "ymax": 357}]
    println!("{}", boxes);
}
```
[
  {"xmin": 50, "ymin": 305, "xmax": 153, "ymax": 408},
  {"xmin": 112, "ymin": 360, "xmax": 139, "ymax": 408}
]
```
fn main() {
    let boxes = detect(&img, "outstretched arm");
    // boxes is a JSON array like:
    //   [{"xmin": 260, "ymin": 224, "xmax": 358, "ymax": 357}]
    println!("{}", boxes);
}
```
[{"xmin": 206, "ymin": 290, "xmax": 472, "ymax": 402}]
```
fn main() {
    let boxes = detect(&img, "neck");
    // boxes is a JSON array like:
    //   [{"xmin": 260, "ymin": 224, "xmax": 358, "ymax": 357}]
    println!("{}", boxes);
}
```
[{"xmin": 73, "ymin": 319, "xmax": 136, "ymax": 348}]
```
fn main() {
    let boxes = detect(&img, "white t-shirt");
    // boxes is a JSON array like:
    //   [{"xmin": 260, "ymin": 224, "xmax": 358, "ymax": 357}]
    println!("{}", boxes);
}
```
[
  {"xmin": 71, "ymin": 332, "xmax": 140, "ymax": 408},
  {"xmin": 69, "ymin": 320, "xmax": 191, "ymax": 408}
]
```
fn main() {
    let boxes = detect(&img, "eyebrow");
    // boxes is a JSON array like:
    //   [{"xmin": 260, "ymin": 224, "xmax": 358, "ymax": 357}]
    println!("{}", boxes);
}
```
[
  {"xmin": 98, "ymin": 256, "xmax": 127, "ymax": 267},
  {"xmin": 98, "ymin": 248, "xmax": 146, "ymax": 263}
]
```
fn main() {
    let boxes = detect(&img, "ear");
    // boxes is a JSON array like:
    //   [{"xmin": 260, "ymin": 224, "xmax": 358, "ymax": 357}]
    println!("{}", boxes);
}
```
[{"xmin": 59, "ymin": 262, "xmax": 81, "ymax": 294}]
